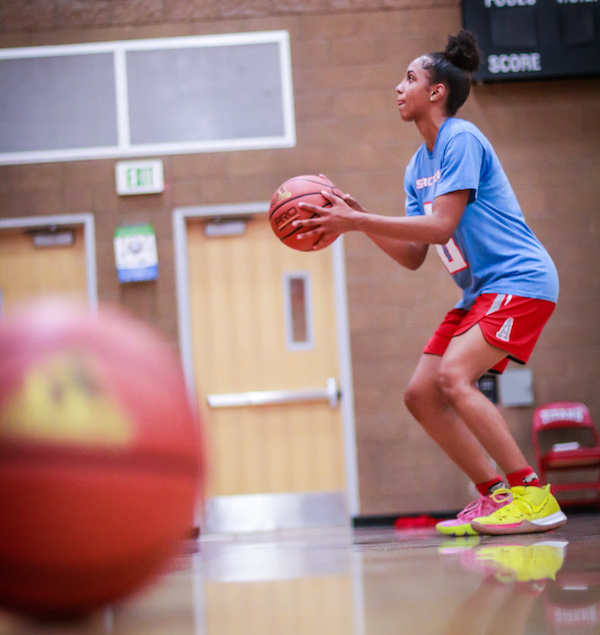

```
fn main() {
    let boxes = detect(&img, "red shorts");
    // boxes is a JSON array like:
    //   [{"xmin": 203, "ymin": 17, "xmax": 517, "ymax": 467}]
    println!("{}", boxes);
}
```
[{"xmin": 424, "ymin": 294, "xmax": 556, "ymax": 374}]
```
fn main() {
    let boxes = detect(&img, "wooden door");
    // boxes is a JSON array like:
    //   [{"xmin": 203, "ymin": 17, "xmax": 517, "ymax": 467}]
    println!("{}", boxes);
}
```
[
  {"xmin": 0, "ymin": 226, "xmax": 87, "ymax": 313},
  {"xmin": 187, "ymin": 215, "xmax": 346, "ymax": 501}
]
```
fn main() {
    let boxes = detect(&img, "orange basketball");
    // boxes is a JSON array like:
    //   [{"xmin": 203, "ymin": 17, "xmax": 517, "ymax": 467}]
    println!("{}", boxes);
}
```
[
  {"xmin": 0, "ymin": 299, "xmax": 204, "ymax": 618},
  {"xmin": 269, "ymin": 175, "xmax": 343, "ymax": 251}
]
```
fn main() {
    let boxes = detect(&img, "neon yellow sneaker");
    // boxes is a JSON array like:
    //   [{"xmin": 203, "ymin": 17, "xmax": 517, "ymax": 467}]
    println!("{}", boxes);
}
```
[
  {"xmin": 474, "ymin": 540, "xmax": 568, "ymax": 583},
  {"xmin": 471, "ymin": 485, "xmax": 567, "ymax": 535},
  {"xmin": 436, "ymin": 489, "xmax": 512, "ymax": 536}
]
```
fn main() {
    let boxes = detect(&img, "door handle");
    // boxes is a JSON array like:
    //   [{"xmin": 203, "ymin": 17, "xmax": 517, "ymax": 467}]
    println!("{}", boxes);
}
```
[{"xmin": 207, "ymin": 377, "xmax": 340, "ymax": 409}]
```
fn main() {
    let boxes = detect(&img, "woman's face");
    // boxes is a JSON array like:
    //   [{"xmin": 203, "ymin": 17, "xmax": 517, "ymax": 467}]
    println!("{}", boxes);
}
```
[{"xmin": 395, "ymin": 56, "xmax": 433, "ymax": 122}]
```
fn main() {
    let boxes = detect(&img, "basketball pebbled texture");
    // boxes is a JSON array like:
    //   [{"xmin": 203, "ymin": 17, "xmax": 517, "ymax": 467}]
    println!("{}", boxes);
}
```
[{"xmin": 269, "ymin": 175, "xmax": 343, "ymax": 251}]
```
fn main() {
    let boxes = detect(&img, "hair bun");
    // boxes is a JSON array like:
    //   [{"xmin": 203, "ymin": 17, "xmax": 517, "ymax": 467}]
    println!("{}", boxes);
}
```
[{"xmin": 444, "ymin": 29, "xmax": 480, "ymax": 73}]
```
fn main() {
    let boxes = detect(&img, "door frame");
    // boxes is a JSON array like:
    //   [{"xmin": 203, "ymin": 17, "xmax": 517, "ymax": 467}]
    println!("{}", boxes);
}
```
[
  {"xmin": 0, "ymin": 213, "xmax": 98, "ymax": 311},
  {"xmin": 173, "ymin": 202, "xmax": 360, "ymax": 518}
]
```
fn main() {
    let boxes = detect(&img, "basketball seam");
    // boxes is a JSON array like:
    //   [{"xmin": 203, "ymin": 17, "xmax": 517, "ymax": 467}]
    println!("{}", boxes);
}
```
[
  {"xmin": 269, "ymin": 190, "xmax": 330, "ymax": 219},
  {"xmin": 269, "ymin": 177, "xmax": 340, "ymax": 250},
  {"xmin": 279, "ymin": 202, "xmax": 333, "ymax": 242},
  {"xmin": 269, "ymin": 177, "xmax": 339, "ymax": 218}
]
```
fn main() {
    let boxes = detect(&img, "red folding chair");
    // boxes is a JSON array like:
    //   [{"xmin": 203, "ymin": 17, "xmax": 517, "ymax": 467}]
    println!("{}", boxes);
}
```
[{"xmin": 532, "ymin": 402, "xmax": 600, "ymax": 506}]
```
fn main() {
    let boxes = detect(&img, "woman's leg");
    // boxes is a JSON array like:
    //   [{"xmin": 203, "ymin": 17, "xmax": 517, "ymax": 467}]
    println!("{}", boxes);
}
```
[
  {"xmin": 436, "ymin": 324, "xmax": 529, "ymax": 475},
  {"xmin": 417, "ymin": 317, "xmax": 565, "ymax": 534},
  {"xmin": 404, "ymin": 352, "xmax": 500, "ymax": 485}
]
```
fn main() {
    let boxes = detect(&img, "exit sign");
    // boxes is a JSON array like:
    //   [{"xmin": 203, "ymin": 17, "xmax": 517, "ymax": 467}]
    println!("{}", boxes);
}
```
[{"xmin": 115, "ymin": 160, "xmax": 164, "ymax": 195}]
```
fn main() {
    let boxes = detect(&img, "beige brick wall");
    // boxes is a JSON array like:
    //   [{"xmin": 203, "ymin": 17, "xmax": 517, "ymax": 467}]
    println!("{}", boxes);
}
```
[{"xmin": 1, "ymin": 1, "xmax": 598, "ymax": 516}]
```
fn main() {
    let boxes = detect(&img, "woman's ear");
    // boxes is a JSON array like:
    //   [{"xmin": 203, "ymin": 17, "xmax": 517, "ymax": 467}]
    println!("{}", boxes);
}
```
[{"xmin": 430, "ymin": 83, "xmax": 446, "ymax": 103}]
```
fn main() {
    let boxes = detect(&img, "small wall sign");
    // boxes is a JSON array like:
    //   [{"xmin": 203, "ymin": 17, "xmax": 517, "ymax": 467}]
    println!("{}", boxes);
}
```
[
  {"xmin": 115, "ymin": 160, "xmax": 164, "ymax": 195},
  {"xmin": 114, "ymin": 225, "xmax": 158, "ymax": 283}
]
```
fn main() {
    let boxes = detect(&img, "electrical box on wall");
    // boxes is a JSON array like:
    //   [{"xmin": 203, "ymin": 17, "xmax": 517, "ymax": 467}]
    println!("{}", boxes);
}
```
[
  {"xmin": 462, "ymin": 0, "xmax": 600, "ymax": 82},
  {"xmin": 114, "ymin": 225, "xmax": 158, "ymax": 283},
  {"xmin": 498, "ymin": 368, "xmax": 535, "ymax": 407}
]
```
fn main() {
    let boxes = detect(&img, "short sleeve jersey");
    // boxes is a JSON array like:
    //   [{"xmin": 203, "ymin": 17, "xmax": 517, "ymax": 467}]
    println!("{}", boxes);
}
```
[{"xmin": 404, "ymin": 117, "xmax": 559, "ymax": 310}]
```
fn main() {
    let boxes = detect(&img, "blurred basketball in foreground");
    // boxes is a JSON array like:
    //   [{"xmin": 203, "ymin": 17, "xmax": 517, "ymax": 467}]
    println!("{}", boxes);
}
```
[
  {"xmin": 0, "ymin": 299, "xmax": 204, "ymax": 618},
  {"xmin": 269, "ymin": 174, "xmax": 343, "ymax": 251}
]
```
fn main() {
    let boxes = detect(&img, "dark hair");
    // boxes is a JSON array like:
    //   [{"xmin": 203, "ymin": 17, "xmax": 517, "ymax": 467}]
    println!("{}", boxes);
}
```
[{"xmin": 423, "ymin": 30, "xmax": 481, "ymax": 116}]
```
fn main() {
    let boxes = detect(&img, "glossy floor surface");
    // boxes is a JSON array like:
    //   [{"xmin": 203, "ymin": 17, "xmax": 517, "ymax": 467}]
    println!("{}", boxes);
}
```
[{"xmin": 1, "ymin": 513, "xmax": 599, "ymax": 634}]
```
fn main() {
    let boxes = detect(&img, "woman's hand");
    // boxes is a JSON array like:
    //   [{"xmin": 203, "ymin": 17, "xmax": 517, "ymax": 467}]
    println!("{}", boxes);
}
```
[
  {"xmin": 340, "ymin": 191, "xmax": 368, "ymax": 214},
  {"xmin": 318, "ymin": 174, "xmax": 368, "ymax": 214},
  {"xmin": 295, "ymin": 190, "xmax": 361, "ymax": 248}
]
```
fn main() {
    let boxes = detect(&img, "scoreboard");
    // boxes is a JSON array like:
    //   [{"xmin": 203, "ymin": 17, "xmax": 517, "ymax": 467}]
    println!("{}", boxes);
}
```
[{"xmin": 462, "ymin": 0, "xmax": 600, "ymax": 82}]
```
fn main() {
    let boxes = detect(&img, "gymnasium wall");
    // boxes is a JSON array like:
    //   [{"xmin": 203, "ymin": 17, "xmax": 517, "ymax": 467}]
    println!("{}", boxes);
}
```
[{"xmin": 0, "ymin": 0, "xmax": 598, "ymax": 516}]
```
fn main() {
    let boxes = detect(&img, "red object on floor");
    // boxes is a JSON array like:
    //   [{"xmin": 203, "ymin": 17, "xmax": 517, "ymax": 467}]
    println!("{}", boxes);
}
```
[{"xmin": 394, "ymin": 515, "xmax": 439, "ymax": 529}]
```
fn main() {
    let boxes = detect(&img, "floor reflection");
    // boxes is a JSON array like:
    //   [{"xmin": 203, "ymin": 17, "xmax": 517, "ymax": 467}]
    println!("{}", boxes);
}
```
[
  {"xmin": 0, "ymin": 515, "xmax": 598, "ymax": 634},
  {"xmin": 438, "ymin": 537, "xmax": 568, "ymax": 634}
]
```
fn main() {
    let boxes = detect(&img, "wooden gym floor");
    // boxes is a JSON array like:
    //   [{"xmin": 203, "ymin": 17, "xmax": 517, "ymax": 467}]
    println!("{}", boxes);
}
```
[{"xmin": 0, "ymin": 512, "xmax": 599, "ymax": 634}]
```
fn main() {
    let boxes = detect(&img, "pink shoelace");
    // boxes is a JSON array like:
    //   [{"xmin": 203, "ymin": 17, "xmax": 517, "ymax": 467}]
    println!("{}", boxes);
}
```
[{"xmin": 457, "ymin": 489, "xmax": 512, "ymax": 521}]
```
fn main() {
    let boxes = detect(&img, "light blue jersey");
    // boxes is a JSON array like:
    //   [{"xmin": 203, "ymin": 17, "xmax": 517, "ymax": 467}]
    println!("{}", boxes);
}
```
[{"xmin": 404, "ymin": 118, "xmax": 559, "ymax": 310}]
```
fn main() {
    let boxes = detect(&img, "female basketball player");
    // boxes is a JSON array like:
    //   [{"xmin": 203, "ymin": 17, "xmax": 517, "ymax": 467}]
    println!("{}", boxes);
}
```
[{"xmin": 294, "ymin": 30, "xmax": 566, "ymax": 536}]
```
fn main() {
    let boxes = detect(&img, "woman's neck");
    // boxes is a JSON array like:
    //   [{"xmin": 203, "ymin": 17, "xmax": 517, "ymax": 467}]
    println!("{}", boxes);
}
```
[{"xmin": 416, "ymin": 112, "xmax": 449, "ymax": 152}]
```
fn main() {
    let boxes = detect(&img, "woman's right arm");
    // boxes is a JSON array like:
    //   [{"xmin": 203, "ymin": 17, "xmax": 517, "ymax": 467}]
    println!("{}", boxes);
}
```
[{"xmin": 365, "ymin": 233, "xmax": 428, "ymax": 270}]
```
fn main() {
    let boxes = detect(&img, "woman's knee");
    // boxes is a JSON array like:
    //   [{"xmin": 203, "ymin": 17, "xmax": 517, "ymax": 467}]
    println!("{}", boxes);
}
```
[
  {"xmin": 404, "ymin": 379, "xmax": 439, "ymax": 419},
  {"xmin": 435, "ymin": 362, "xmax": 468, "ymax": 406},
  {"xmin": 403, "ymin": 381, "xmax": 421, "ymax": 415}
]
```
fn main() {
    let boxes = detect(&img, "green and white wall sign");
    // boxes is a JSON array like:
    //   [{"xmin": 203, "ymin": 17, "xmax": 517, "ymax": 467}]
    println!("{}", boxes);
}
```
[{"xmin": 114, "ymin": 224, "xmax": 158, "ymax": 283}]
